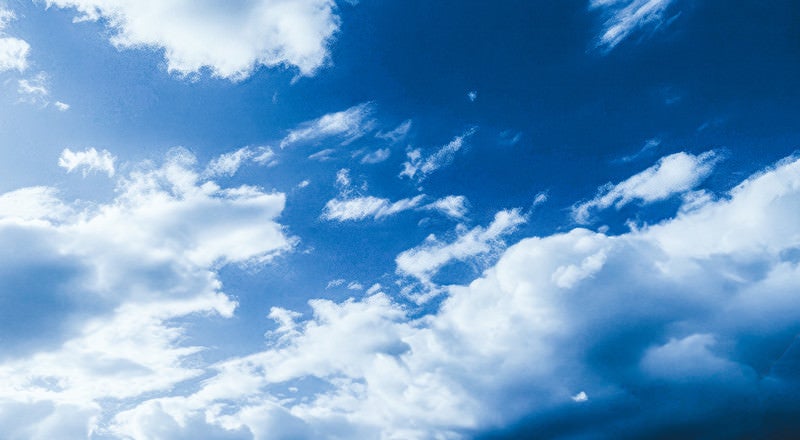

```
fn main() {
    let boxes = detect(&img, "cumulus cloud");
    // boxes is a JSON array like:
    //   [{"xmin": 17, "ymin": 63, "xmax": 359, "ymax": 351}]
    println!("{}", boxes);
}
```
[
  {"xmin": 102, "ymin": 154, "xmax": 800, "ymax": 439},
  {"xmin": 400, "ymin": 127, "xmax": 477, "ymax": 181},
  {"xmin": 0, "ymin": 7, "xmax": 29, "ymax": 72},
  {"xmin": 280, "ymin": 103, "xmax": 374, "ymax": 148},
  {"xmin": 590, "ymin": 0, "xmax": 678, "ymax": 51},
  {"xmin": 58, "ymin": 147, "xmax": 116, "ymax": 177},
  {"xmin": 396, "ymin": 208, "xmax": 525, "ymax": 288},
  {"xmin": 45, "ymin": 0, "xmax": 342, "ymax": 80},
  {"xmin": 573, "ymin": 150, "xmax": 721, "ymax": 223},
  {"xmin": 7, "ymin": 149, "xmax": 800, "ymax": 438},
  {"xmin": 0, "ymin": 148, "xmax": 293, "ymax": 436}
]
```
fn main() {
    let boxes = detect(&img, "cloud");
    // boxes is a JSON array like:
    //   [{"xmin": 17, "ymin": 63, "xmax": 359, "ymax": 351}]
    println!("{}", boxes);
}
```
[
  {"xmin": 590, "ymin": 0, "xmax": 677, "ymax": 51},
  {"xmin": 308, "ymin": 148, "xmax": 336, "ymax": 162},
  {"xmin": 280, "ymin": 103, "xmax": 374, "ymax": 148},
  {"xmin": 424, "ymin": 195, "xmax": 469, "ymax": 219},
  {"xmin": 467, "ymin": 90, "xmax": 478, "ymax": 102},
  {"xmin": 104, "ymin": 154, "xmax": 800, "ymax": 439},
  {"xmin": 375, "ymin": 119, "xmax": 412, "ymax": 143},
  {"xmin": 8, "ymin": 153, "xmax": 800, "ymax": 438},
  {"xmin": 58, "ymin": 147, "xmax": 116, "ymax": 177},
  {"xmin": 17, "ymin": 73, "xmax": 49, "ymax": 105},
  {"xmin": 322, "ymin": 195, "xmax": 425, "ymax": 221},
  {"xmin": 0, "ymin": 186, "xmax": 70, "ymax": 221},
  {"xmin": 54, "ymin": 101, "xmax": 70, "ymax": 111},
  {"xmin": 573, "ymin": 150, "xmax": 721, "ymax": 223},
  {"xmin": 203, "ymin": 146, "xmax": 277, "ymax": 177},
  {"xmin": 45, "ymin": 0, "xmax": 342, "ymax": 80},
  {"xmin": 0, "ymin": 148, "xmax": 294, "ymax": 435},
  {"xmin": 0, "ymin": 7, "xmax": 29, "ymax": 72},
  {"xmin": 396, "ymin": 208, "xmax": 525, "ymax": 288},
  {"xmin": 400, "ymin": 127, "xmax": 477, "ymax": 181},
  {"xmin": 360, "ymin": 148, "xmax": 391, "ymax": 164},
  {"xmin": 0, "ymin": 37, "xmax": 29, "ymax": 72},
  {"xmin": 204, "ymin": 147, "xmax": 253, "ymax": 177}
]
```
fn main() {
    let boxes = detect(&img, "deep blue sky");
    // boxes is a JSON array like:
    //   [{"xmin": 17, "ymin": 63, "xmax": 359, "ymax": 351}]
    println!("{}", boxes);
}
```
[{"xmin": 1, "ymin": 0, "xmax": 799, "ymax": 438}]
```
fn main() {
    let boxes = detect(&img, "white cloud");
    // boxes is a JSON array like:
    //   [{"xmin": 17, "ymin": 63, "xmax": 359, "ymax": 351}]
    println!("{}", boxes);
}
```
[
  {"xmin": 17, "ymin": 73, "xmax": 49, "ymax": 104},
  {"xmin": 573, "ymin": 150, "xmax": 721, "ymax": 223},
  {"xmin": 203, "ymin": 146, "xmax": 277, "ymax": 177},
  {"xmin": 54, "ymin": 100, "xmax": 71, "ymax": 111},
  {"xmin": 376, "ymin": 119, "xmax": 412, "ymax": 143},
  {"xmin": 425, "ymin": 195, "xmax": 469, "ymax": 219},
  {"xmin": 58, "ymin": 147, "xmax": 116, "ymax": 177},
  {"xmin": 396, "ymin": 208, "xmax": 525, "ymax": 288},
  {"xmin": 0, "ymin": 186, "xmax": 70, "ymax": 221},
  {"xmin": 281, "ymin": 103, "xmax": 374, "ymax": 148},
  {"xmin": 0, "ymin": 7, "xmax": 29, "ymax": 72},
  {"xmin": 45, "ymin": 0, "xmax": 342, "ymax": 80},
  {"xmin": 252, "ymin": 147, "xmax": 277, "ymax": 166},
  {"xmin": 360, "ymin": 148, "xmax": 391, "ymax": 164},
  {"xmin": 204, "ymin": 147, "xmax": 253, "ymax": 177},
  {"xmin": 467, "ymin": 90, "xmax": 478, "ymax": 102},
  {"xmin": 308, "ymin": 148, "xmax": 336, "ymax": 161},
  {"xmin": 0, "ymin": 148, "xmax": 294, "ymax": 436},
  {"xmin": 102, "ymin": 154, "xmax": 800, "ymax": 439},
  {"xmin": 322, "ymin": 195, "xmax": 425, "ymax": 221},
  {"xmin": 11, "ymin": 154, "xmax": 800, "ymax": 439},
  {"xmin": 590, "ymin": 0, "xmax": 677, "ymax": 51},
  {"xmin": 571, "ymin": 391, "xmax": 589, "ymax": 403},
  {"xmin": 0, "ymin": 37, "xmax": 29, "ymax": 72},
  {"xmin": 400, "ymin": 127, "xmax": 477, "ymax": 181}
]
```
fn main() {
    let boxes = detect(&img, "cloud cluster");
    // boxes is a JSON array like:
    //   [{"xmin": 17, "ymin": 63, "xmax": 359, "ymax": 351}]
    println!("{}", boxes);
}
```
[
  {"xmin": 0, "ymin": 148, "xmax": 293, "ymax": 437},
  {"xmin": 90, "ymin": 154, "xmax": 800, "ymax": 439},
  {"xmin": 573, "ymin": 150, "xmax": 721, "ymax": 223},
  {"xmin": 45, "ymin": 0, "xmax": 342, "ymax": 80}
]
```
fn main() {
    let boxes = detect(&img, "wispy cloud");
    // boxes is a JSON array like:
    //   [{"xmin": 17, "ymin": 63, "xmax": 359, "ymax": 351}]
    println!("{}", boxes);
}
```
[
  {"xmin": 281, "ymin": 103, "xmax": 375, "ymax": 148},
  {"xmin": 396, "ymin": 208, "xmax": 525, "ymax": 289},
  {"xmin": 322, "ymin": 195, "xmax": 426, "ymax": 221},
  {"xmin": 360, "ymin": 147, "xmax": 391, "ymax": 164},
  {"xmin": 376, "ymin": 119, "xmax": 412, "ymax": 143},
  {"xmin": 400, "ymin": 127, "xmax": 477, "ymax": 181},
  {"xmin": 573, "ymin": 150, "xmax": 721, "ymax": 223},
  {"xmin": 424, "ymin": 195, "xmax": 469, "ymax": 219},
  {"xmin": 590, "ymin": 0, "xmax": 677, "ymax": 51}
]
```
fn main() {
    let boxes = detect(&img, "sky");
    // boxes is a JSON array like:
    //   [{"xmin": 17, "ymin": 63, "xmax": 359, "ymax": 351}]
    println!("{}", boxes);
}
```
[{"xmin": 0, "ymin": 0, "xmax": 799, "ymax": 438}]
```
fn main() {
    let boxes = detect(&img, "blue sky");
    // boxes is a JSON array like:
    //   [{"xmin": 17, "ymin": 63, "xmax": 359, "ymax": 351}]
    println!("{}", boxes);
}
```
[{"xmin": 1, "ymin": 0, "xmax": 799, "ymax": 438}]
